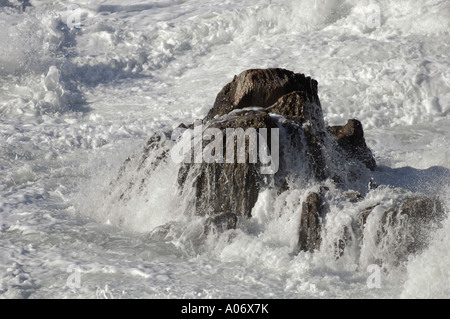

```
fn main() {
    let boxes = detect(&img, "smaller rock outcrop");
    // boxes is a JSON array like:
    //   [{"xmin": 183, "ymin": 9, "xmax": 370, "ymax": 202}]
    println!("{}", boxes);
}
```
[
  {"xmin": 329, "ymin": 119, "xmax": 377, "ymax": 171},
  {"xmin": 297, "ymin": 189, "xmax": 328, "ymax": 253},
  {"xmin": 358, "ymin": 195, "xmax": 445, "ymax": 264}
]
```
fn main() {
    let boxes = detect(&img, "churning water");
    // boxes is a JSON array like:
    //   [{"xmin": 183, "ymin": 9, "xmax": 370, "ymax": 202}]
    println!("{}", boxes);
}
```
[{"xmin": 0, "ymin": 0, "xmax": 449, "ymax": 298}]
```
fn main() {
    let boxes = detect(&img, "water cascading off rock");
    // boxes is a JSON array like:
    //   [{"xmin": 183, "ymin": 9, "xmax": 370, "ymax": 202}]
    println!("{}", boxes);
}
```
[{"xmin": 115, "ymin": 68, "xmax": 445, "ymax": 266}]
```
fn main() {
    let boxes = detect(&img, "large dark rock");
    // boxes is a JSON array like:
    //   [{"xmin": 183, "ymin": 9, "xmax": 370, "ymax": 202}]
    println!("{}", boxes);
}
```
[
  {"xmin": 113, "ymin": 68, "xmax": 446, "ymax": 267},
  {"xmin": 120, "ymin": 68, "xmax": 378, "ymax": 227},
  {"xmin": 177, "ymin": 69, "xmax": 334, "ymax": 223}
]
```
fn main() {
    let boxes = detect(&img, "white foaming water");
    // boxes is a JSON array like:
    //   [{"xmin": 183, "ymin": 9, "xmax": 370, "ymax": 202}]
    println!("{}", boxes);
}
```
[{"xmin": 0, "ymin": 0, "xmax": 449, "ymax": 299}]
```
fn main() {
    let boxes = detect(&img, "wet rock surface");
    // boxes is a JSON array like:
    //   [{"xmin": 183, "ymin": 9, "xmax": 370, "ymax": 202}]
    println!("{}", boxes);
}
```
[
  {"xmin": 178, "ymin": 69, "xmax": 336, "ymax": 220},
  {"xmin": 297, "ymin": 190, "xmax": 328, "ymax": 253},
  {"xmin": 329, "ymin": 119, "xmax": 377, "ymax": 171},
  {"xmin": 115, "ymin": 68, "xmax": 446, "ymax": 266},
  {"xmin": 205, "ymin": 68, "xmax": 320, "ymax": 121},
  {"xmin": 356, "ymin": 195, "xmax": 446, "ymax": 264}
]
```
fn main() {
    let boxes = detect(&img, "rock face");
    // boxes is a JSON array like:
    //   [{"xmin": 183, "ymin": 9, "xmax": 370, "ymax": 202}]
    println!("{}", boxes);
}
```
[
  {"xmin": 329, "ymin": 119, "xmax": 377, "ymax": 171},
  {"xmin": 357, "ymin": 195, "xmax": 446, "ymax": 264},
  {"xmin": 115, "ymin": 68, "xmax": 446, "ymax": 266},
  {"xmin": 176, "ymin": 68, "xmax": 372, "ymax": 225},
  {"xmin": 178, "ymin": 110, "xmax": 278, "ymax": 221},
  {"xmin": 205, "ymin": 68, "xmax": 321, "ymax": 121},
  {"xmin": 297, "ymin": 190, "xmax": 328, "ymax": 253}
]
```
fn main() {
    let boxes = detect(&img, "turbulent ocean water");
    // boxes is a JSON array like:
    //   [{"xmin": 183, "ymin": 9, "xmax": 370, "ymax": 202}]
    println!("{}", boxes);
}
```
[{"xmin": 0, "ymin": 0, "xmax": 449, "ymax": 299}]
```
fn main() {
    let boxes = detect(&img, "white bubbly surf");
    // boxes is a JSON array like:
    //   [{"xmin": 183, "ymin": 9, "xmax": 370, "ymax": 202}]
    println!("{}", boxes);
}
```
[{"xmin": 0, "ymin": 0, "xmax": 449, "ymax": 298}]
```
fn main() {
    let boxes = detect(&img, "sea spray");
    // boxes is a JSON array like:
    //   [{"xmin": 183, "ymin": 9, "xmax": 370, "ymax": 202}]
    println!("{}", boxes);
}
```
[{"xmin": 1, "ymin": 0, "xmax": 449, "ymax": 299}]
